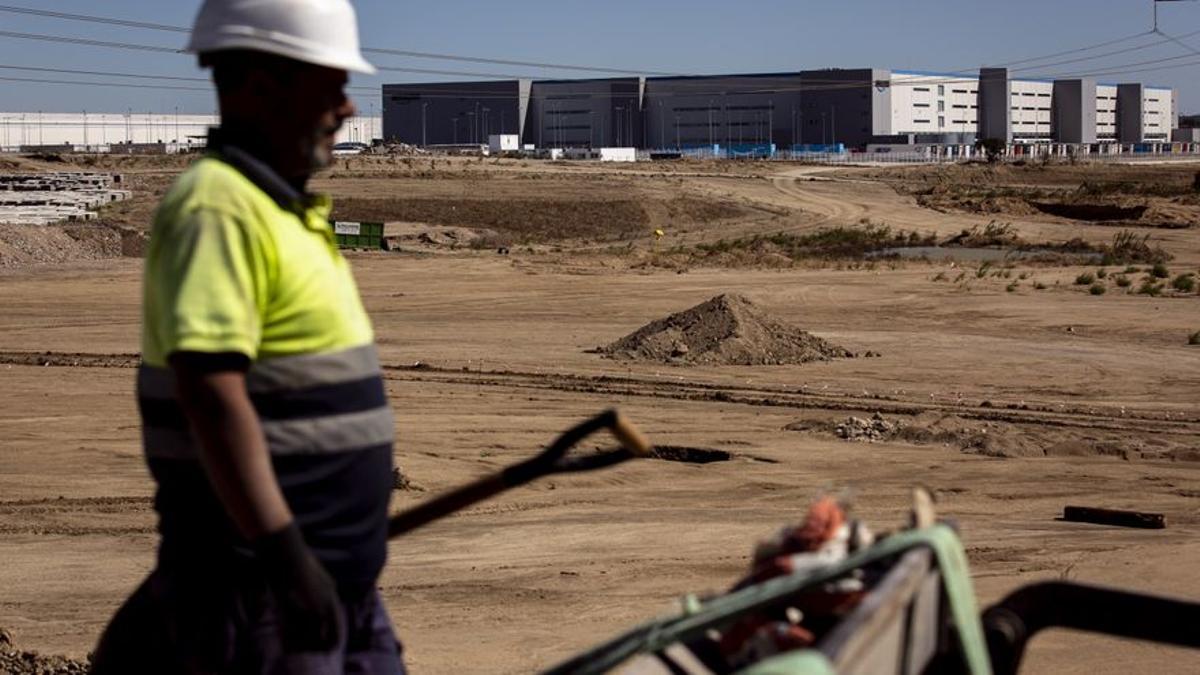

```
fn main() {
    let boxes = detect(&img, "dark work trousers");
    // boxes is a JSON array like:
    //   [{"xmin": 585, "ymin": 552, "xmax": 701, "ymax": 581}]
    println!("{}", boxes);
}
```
[{"xmin": 91, "ymin": 566, "xmax": 405, "ymax": 675}]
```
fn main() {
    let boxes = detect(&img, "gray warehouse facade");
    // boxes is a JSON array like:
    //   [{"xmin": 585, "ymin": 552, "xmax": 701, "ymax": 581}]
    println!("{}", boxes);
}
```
[{"xmin": 383, "ymin": 68, "xmax": 1178, "ymax": 150}]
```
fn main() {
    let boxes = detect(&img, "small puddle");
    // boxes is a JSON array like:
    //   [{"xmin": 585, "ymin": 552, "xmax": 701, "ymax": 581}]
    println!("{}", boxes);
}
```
[
  {"xmin": 869, "ymin": 246, "xmax": 1100, "ymax": 263},
  {"xmin": 651, "ymin": 445, "xmax": 732, "ymax": 464}
]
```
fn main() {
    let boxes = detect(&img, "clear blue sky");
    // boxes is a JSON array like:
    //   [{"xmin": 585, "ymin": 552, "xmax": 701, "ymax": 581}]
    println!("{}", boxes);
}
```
[{"xmin": 1, "ymin": 0, "xmax": 1198, "ymax": 115}]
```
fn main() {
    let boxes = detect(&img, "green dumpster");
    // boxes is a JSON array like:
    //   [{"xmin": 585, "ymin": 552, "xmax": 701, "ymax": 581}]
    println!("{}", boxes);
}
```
[{"xmin": 333, "ymin": 221, "xmax": 384, "ymax": 249}]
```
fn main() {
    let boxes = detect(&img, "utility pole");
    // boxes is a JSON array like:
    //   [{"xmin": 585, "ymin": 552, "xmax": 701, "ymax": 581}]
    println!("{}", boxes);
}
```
[
  {"xmin": 421, "ymin": 102, "xmax": 427, "ymax": 146},
  {"xmin": 832, "ymin": 105, "xmax": 836, "ymax": 146},
  {"xmin": 675, "ymin": 114, "xmax": 680, "ymax": 148},
  {"xmin": 83, "ymin": 110, "xmax": 88, "ymax": 147},
  {"xmin": 38, "ymin": 110, "xmax": 43, "ymax": 145}
]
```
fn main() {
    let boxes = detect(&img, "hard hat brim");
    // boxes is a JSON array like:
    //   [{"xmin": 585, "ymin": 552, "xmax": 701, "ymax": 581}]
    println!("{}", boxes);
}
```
[{"xmin": 187, "ymin": 33, "xmax": 376, "ymax": 75}]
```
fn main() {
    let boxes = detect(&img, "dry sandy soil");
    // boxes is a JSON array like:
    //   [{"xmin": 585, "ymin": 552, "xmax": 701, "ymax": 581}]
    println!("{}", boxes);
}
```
[{"xmin": 0, "ymin": 154, "xmax": 1198, "ymax": 673}]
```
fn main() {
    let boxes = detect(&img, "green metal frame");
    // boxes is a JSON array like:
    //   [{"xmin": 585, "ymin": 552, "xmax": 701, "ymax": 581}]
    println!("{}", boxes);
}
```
[{"xmin": 545, "ymin": 524, "xmax": 991, "ymax": 675}]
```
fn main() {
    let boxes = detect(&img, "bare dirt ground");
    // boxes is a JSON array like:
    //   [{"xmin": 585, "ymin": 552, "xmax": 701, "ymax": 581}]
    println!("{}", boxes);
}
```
[{"xmin": 0, "ymin": 154, "xmax": 1198, "ymax": 674}]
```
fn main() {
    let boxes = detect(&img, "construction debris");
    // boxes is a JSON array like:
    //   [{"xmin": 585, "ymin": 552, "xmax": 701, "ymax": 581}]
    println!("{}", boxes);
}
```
[
  {"xmin": 599, "ymin": 293, "xmax": 853, "ymax": 366},
  {"xmin": 0, "ymin": 173, "xmax": 130, "ymax": 225},
  {"xmin": 0, "ymin": 628, "xmax": 89, "ymax": 675},
  {"xmin": 835, "ymin": 413, "xmax": 902, "ymax": 442}
]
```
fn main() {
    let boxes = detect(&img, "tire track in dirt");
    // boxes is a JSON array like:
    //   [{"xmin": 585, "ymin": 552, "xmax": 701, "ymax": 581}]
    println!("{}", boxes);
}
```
[{"xmin": 4, "ymin": 351, "xmax": 1196, "ymax": 435}]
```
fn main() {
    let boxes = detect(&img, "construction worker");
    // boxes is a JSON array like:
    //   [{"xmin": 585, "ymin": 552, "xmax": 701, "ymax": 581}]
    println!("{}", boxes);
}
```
[{"xmin": 91, "ymin": 1, "xmax": 404, "ymax": 672}]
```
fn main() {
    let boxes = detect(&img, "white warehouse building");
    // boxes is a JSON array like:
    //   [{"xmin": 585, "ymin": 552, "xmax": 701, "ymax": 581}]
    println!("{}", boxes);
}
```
[
  {"xmin": 0, "ymin": 112, "xmax": 381, "ymax": 151},
  {"xmin": 880, "ymin": 69, "xmax": 1173, "ymax": 146}
]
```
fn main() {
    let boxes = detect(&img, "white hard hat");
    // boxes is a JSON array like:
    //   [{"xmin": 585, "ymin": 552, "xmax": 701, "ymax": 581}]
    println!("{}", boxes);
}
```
[{"xmin": 187, "ymin": 0, "xmax": 376, "ymax": 75}]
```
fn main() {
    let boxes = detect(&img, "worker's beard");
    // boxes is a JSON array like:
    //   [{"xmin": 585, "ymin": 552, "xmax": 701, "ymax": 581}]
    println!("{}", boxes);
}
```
[{"xmin": 306, "ymin": 121, "xmax": 342, "ymax": 171}]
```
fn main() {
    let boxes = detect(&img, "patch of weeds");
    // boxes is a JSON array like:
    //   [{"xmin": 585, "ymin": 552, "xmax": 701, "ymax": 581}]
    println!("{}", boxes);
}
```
[
  {"xmin": 691, "ymin": 225, "xmax": 935, "ymax": 263},
  {"xmin": 1033, "ymin": 281, "xmax": 1047, "ymax": 290},
  {"xmin": 1100, "ymin": 230, "xmax": 1170, "ymax": 266},
  {"xmin": 945, "ymin": 220, "xmax": 1020, "ymax": 247},
  {"xmin": 1190, "ymin": 331, "xmax": 1200, "ymax": 346},
  {"xmin": 1096, "ymin": 268, "xmax": 1107, "ymax": 279},
  {"xmin": 1139, "ymin": 280, "xmax": 1164, "ymax": 296},
  {"xmin": 1151, "ymin": 262, "xmax": 1170, "ymax": 279},
  {"xmin": 1018, "ymin": 272, "xmax": 1030, "ymax": 280},
  {"xmin": 1089, "ymin": 283, "xmax": 1106, "ymax": 296},
  {"xmin": 1074, "ymin": 272, "xmax": 1095, "ymax": 285},
  {"xmin": 932, "ymin": 271, "xmax": 948, "ymax": 282},
  {"xmin": 954, "ymin": 272, "xmax": 966, "ymax": 283},
  {"xmin": 1125, "ymin": 265, "xmax": 1139, "ymax": 273},
  {"xmin": 1115, "ymin": 275, "xmax": 1132, "ymax": 288},
  {"xmin": 1006, "ymin": 282, "xmax": 1019, "ymax": 293},
  {"xmin": 976, "ymin": 261, "xmax": 994, "ymax": 278},
  {"xmin": 1173, "ymin": 274, "xmax": 1196, "ymax": 293}
]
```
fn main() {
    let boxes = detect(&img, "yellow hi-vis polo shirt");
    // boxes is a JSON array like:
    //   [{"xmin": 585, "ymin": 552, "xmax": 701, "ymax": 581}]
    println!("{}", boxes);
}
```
[{"xmin": 137, "ymin": 139, "xmax": 394, "ymax": 589}]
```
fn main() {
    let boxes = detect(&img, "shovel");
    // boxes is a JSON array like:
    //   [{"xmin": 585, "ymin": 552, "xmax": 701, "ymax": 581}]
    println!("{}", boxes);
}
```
[{"xmin": 388, "ymin": 408, "xmax": 653, "ymax": 538}]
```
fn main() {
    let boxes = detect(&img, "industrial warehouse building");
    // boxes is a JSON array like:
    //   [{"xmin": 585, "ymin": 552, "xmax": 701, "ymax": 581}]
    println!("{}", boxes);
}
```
[{"xmin": 382, "ymin": 67, "xmax": 1177, "ymax": 151}]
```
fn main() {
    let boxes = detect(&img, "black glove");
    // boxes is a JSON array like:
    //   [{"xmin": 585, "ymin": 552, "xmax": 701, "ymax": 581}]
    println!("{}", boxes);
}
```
[{"xmin": 253, "ymin": 522, "xmax": 343, "ymax": 652}]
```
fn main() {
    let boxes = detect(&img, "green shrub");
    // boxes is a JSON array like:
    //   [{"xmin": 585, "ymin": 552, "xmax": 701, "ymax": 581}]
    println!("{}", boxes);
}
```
[
  {"xmin": 1124, "ymin": 265, "xmax": 1139, "ymax": 273},
  {"xmin": 1115, "ymin": 275, "xmax": 1132, "ymax": 288},
  {"xmin": 1034, "ymin": 281, "xmax": 1047, "ymax": 290},
  {"xmin": 1151, "ymin": 262, "xmax": 1170, "ymax": 279},
  {"xmin": 1089, "ymin": 283, "xmax": 1106, "ymax": 296},
  {"xmin": 1096, "ymin": 268, "xmax": 1107, "ymax": 279},
  {"xmin": 1006, "ymin": 282, "xmax": 1018, "ymax": 293},
  {"xmin": 1173, "ymin": 274, "xmax": 1196, "ymax": 293},
  {"xmin": 1139, "ymin": 280, "xmax": 1163, "ymax": 296},
  {"xmin": 1074, "ymin": 272, "xmax": 1095, "ymax": 285},
  {"xmin": 1190, "ymin": 331, "xmax": 1200, "ymax": 346}
]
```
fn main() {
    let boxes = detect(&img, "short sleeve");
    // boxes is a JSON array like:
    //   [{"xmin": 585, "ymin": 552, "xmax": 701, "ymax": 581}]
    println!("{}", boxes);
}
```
[{"xmin": 147, "ymin": 207, "xmax": 270, "ymax": 360}]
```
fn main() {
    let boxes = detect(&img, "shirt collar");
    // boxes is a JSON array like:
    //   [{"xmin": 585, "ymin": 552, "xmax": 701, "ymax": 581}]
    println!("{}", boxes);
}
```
[{"xmin": 206, "ymin": 127, "xmax": 305, "ymax": 211}]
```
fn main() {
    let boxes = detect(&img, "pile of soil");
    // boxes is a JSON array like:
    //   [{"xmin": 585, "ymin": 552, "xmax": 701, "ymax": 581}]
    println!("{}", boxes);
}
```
[
  {"xmin": 599, "ymin": 293, "xmax": 852, "ymax": 365},
  {"xmin": 0, "ymin": 224, "xmax": 125, "ymax": 268},
  {"xmin": 0, "ymin": 629, "xmax": 88, "ymax": 675}
]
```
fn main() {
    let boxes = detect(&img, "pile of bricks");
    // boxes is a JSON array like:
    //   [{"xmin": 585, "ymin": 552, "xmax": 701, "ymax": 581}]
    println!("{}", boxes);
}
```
[{"xmin": 0, "ymin": 173, "xmax": 132, "ymax": 225}]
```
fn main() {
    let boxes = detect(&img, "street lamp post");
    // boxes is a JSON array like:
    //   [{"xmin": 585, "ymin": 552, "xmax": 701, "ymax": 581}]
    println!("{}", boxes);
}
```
[
  {"xmin": 659, "ymin": 101, "xmax": 664, "ymax": 149},
  {"xmin": 768, "ymin": 99, "xmax": 773, "ymax": 150}
]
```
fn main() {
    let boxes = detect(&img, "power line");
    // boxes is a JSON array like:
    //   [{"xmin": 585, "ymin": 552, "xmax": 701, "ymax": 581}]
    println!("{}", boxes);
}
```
[
  {"xmin": 0, "ymin": 4, "xmax": 677, "ymax": 76},
  {"xmin": 0, "ymin": 4, "xmax": 185, "ymax": 32},
  {"xmin": 0, "ymin": 30, "xmax": 182, "ymax": 54},
  {"xmin": 1009, "ymin": 29, "xmax": 1200, "ymax": 73},
  {"xmin": 0, "ymin": 74, "xmax": 208, "ymax": 91},
  {"xmin": 0, "ymin": 27, "xmax": 1191, "ymax": 101},
  {"xmin": 0, "ymin": 63, "xmax": 381, "ymax": 93}
]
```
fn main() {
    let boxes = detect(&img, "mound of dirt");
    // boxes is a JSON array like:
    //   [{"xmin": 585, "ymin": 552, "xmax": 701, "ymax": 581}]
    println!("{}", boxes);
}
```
[
  {"xmin": 599, "ymin": 293, "xmax": 853, "ymax": 365},
  {"xmin": 896, "ymin": 412, "xmax": 1045, "ymax": 458},
  {"xmin": 0, "ymin": 629, "xmax": 88, "ymax": 674},
  {"xmin": 0, "ymin": 223, "xmax": 125, "ymax": 268}
]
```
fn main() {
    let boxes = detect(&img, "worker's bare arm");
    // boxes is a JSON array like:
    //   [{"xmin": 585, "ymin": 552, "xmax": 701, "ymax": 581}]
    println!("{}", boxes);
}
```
[{"xmin": 170, "ymin": 352, "xmax": 292, "ymax": 539}]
